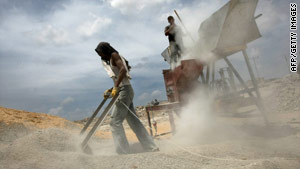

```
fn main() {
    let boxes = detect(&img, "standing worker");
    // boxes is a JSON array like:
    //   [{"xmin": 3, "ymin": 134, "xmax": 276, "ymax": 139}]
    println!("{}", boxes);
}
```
[
  {"xmin": 95, "ymin": 42, "xmax": 159, "ymax": 154},
  {"xmin": 164, "ymin": 16, "xmax": 184, "ymax": 66}
]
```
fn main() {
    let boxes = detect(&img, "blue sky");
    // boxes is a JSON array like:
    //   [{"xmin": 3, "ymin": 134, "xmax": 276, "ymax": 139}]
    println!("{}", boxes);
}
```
[{"xmin": 0, "ymin": 0, "xmax": 298, "ymax": 120}]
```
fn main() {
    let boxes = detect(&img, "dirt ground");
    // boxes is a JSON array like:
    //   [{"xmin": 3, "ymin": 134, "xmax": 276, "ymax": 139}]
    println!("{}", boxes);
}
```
[{"xmin": 0, "ymin": 74, "xmax": 299, "ymax": 169}]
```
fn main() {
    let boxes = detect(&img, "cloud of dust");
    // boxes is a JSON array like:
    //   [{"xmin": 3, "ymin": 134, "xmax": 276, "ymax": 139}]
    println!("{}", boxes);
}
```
[
  {"xmin": 166, "ymin": 74, "xmax": 300, "ymax": 158},
  {"xmin": 171, "ymin": 87, "xmax": 216, "ymax": 145}
]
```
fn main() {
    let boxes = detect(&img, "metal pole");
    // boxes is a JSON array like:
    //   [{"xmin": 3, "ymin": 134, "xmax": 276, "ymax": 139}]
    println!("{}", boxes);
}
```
[
  {"xmin": 227, "ymin": 67, "xmax": 237, "ymax": 92},
  {"xmin": 81, "ymin": 94, "xmax": 120, "ymax": 149},
  {"xmin": 80, "ymin": 98, "xmax": 108, "ymax": 135},
  {"xmin": 168, "ymin": 111, "xmax": 176, "ymax": 134},
  {"xmin": 254, "ymin": 14, "xmax": 262, "ymax": 19},
  {"xmin": 206, "ymin": 65, "xmax": 210, "ymax": 84},
  {"xmin": 211, "ymin": 62, "xmax": 215, "ymax": 90},
  {"xmin": 224, "ymin": 58, "xmax": 252, "ymax": 96},
  {"xmin": 252, "ymin": 56, "xmax": 260, "ymax": 79},
  {"xmin": 242, "ymin": 49, "xmax": 261, "ymax": 99},
  {"xmin": 146, "ymin": 110, "xmax": 153, "ymax": 136},
  {"xmin": 219, "ymin": 68, "xmax": 226, "ymax": 84},
  {"xmin": 200, "ymin": 72, "xmax": 206, "ymax": 84},
  {"xmin": 224, "ymin": 57, "xmax": 269, "ymax": 125}
]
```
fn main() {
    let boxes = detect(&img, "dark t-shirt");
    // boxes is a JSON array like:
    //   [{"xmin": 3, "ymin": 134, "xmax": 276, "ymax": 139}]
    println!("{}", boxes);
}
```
[{"xmin": 165, "ymin": 26, "xmax": 176, "ymax": 42}]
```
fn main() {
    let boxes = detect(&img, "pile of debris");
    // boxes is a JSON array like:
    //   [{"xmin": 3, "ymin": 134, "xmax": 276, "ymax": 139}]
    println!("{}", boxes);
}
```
[
  {"xmin": 263, "ymin": 74, "xmax": 300, "ymax": 113},
  {"xmin": 0, "ymin": 107, "xmax": 81, "ymax": 146},
  {"xmin": 0, "ymin": 107, "xmax": 80, "ymax": 130},
  {"xmin": 135, "ymin": 106, "xmax": 146, "ymax": 117}
]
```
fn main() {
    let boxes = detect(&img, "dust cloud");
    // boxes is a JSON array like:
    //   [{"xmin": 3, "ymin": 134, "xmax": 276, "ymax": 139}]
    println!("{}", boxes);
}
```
[
  {"xmin": 172, "ymin": 87, "xmax": 216, "ymax": 145},
  {"xmin": 165, "ymin": 74, "xmax": 300, "ymax": 165}
]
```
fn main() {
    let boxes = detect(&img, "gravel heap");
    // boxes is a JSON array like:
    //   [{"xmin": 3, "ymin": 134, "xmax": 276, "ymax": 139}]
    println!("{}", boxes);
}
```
[{"xmin": 263, "ymin": 74, "xmax": 300, "ymax": 113}]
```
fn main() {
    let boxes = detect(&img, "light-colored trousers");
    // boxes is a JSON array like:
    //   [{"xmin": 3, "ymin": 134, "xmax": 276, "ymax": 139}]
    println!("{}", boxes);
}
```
[
  {"xmin": 169, "ymin": 41, "xmax": 181, "ymax": 63},
  {"xmin": 110, "ymin": 85, "xmax": 157, "ymax": 154}
]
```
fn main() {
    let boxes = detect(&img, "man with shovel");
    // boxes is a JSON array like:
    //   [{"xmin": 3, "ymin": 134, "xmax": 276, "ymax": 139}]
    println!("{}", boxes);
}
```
[{"xmin": 95, "ymin": 42, "xmax": 158, "ymax": 154}]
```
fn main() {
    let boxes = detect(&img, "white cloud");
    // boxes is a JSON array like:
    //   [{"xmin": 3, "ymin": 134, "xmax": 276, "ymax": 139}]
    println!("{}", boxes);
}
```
[
  {"xmin": 108, "ymin": 0, "xmax": 174, "ymax": 14},
  {"xmin": 77, "ymin": 12, "xmax": 112, "ymax": 37},
  {"xmin": 49, "ymin": 106, "xmax": 63, "ymax": 115},
  {"xmin": 48, "ymin": 96, "xmax": 74, "ymax": 115},
  {"xmin": 137, "ymin": 90, "xmax": 164, "ymax": 105},
  {"xmin": 256, "ymin": 0, "xmax": 286, "ymax": 34},
  {"xmin": 61, "ymin": 96, "xmax": 75, "ymax": 105},
  {"xmin": 151, "ymin": 89, "xmax": 163, "ymax": 98},
  {"xmin": 138, "ymin": 92, "xmax": 150, "ymax": 101},
  {"xmin": 32, "ymin": 25, "xmax": 71, "ymax": 46}
]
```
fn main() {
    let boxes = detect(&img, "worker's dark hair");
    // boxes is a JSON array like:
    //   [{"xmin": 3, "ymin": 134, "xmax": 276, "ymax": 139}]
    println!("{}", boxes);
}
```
[
  {"xmin": 95, "ymin": 42, "xmax": 118, "ymax": 58},
  {"xmin": 167, "ymin": 16, "xmax": 174, "ymax": 20},
  {"xmin": 95, "ymin": 42, "xmax": 131, "ymax": 71}
]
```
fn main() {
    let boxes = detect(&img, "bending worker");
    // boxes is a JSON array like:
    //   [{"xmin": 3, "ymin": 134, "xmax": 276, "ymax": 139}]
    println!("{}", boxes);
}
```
[{"xmin": 95, "ymin": 42, "xmax": 159, "ymax": 154}]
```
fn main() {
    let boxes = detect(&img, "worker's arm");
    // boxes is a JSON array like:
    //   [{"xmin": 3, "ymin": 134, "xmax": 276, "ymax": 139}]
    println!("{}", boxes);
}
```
[
  {"xmin": 111, "ymin": 52, "xmax": 127, "ymax": 88},
  {"xmin": 164, "ymin": 27, "xmax": 169, "ymax": 36},
  {"xmin": 164, "ymin": 24, "xmax": 174, "ymax": 36}
]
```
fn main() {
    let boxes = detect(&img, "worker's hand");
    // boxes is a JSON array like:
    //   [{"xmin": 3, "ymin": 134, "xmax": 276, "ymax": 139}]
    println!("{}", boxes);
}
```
[
  {"xmin": 111, "ymin": 87, "xmax": 118, "ymax": 97},
  {"xmin": 103, "ymin": 88, "xmax": 112, "ymax": 98}
]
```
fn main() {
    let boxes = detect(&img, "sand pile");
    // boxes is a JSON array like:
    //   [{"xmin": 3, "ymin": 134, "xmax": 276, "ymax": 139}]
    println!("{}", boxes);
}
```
[
  {"xmin": 0, "ymin": 107, "xmax": 82, "ymax": 148},
  {"xmin": 0, "ymin": 107, "xmax": 80, "ymax": 130},
  {"xmin": 262, "ymin": 74, "xmax": 300, "ymax": 113}
]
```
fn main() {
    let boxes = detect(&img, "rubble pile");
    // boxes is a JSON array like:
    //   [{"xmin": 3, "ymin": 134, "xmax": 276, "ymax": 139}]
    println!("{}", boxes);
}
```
[
  {"xmin": 135, "ymin": 106, "xmax": 146, "ymax": 117},
  {"xmin": 0, "ymin": 107, "xmax": 80, "ymax": 130},
  {"xmin": 263, "ymin": 75, "xmax": 300, "ymax": 113}
]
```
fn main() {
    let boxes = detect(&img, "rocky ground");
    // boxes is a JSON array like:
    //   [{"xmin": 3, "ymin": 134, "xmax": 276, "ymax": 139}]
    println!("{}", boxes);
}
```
[
  {"xmin": 261, "ymin": 74, "xmax": 300, "ymax": 113},
  {"xmin": 0, "ymin": 74, "xmax": 299, "ymax": 169}
]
